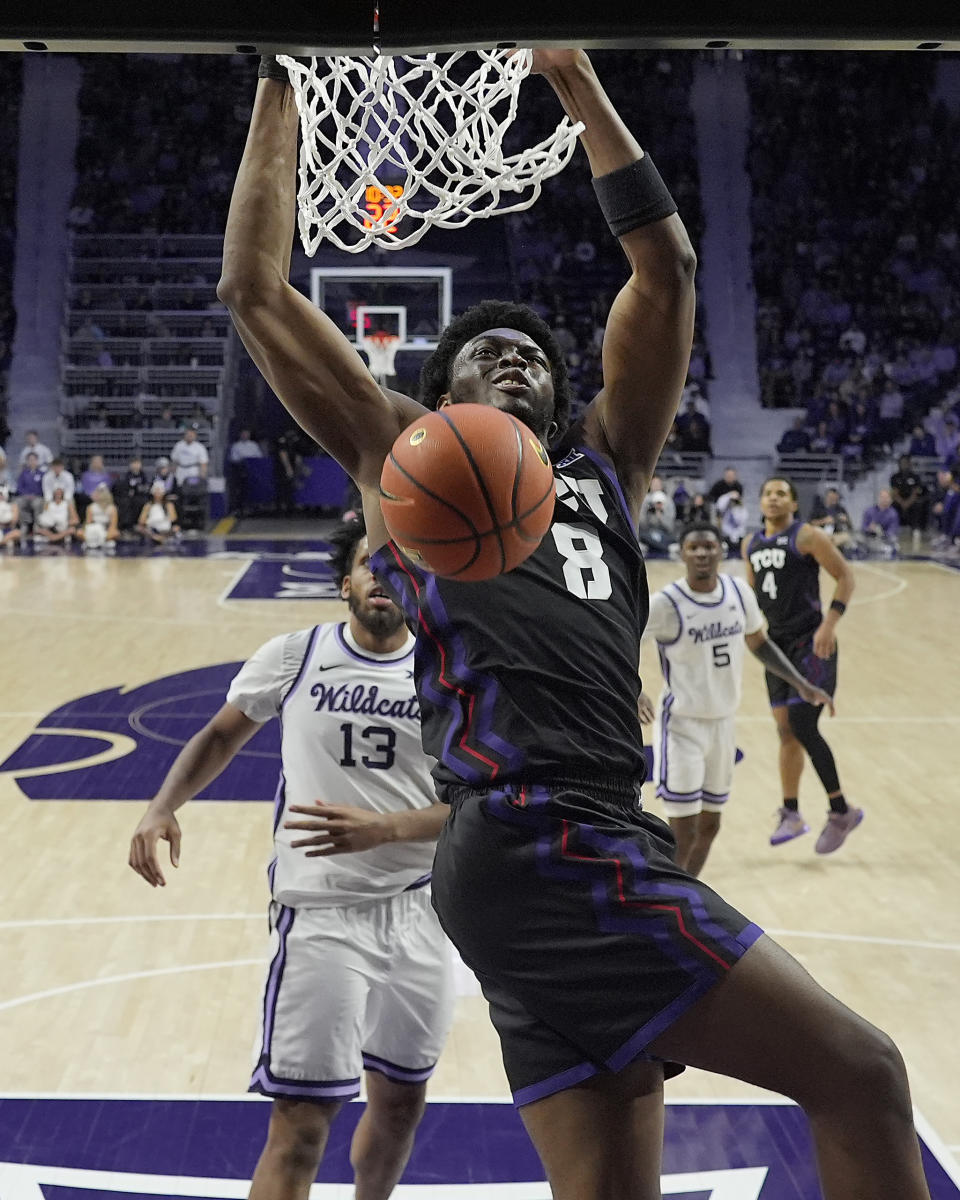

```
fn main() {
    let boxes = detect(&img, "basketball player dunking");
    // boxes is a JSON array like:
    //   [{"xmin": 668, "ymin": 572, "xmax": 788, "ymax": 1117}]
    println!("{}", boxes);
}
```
[
  {"xmin": 217, "ymin": 49, "xmax": 930, "ymax": 1200},
  {"xmin": 639, "ymin": 522, "xmax": 833, "ymax": 876},
  {"xmin": 744, "ymin": 477, "xmax": 864, "ymax": 853},
  {"xmin": 129, "ymin": 517, "xmax": 453, "ymax": 1200}
]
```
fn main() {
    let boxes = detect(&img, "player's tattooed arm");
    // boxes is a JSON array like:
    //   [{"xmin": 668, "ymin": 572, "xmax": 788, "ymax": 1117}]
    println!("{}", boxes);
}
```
[
  {"xmin": 745, "ymin": 631, "xmax": 836, "ymax": 715},
  {"xmin": 285, "ymin": 802, "xmax": 448, "ymax": 856},
  {"xmin": 796, "ymin": 523, "xmax": 855, "ymax": 658}
]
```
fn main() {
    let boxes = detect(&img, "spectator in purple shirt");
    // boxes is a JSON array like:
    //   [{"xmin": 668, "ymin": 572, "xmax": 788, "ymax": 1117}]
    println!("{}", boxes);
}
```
[
  {"xmin": 908, "ymin": 424, "xmax": 936, "ymax": 458},
  {"xmin": 80, "ymin": 454, "xmax": 112, "ymax": 497},
  {"xmin": 862, "ymin": 488, "xmax": 900, "ymax": 553},
  {"xmin": 15, "ymin": 451, "xmax": 45, "ymax": 533}
]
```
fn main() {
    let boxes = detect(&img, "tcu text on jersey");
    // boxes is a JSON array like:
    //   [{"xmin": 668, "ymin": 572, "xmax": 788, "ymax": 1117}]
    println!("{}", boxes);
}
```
[{"xmin": 749, "ymin": 546, "xmax": 786, "ymax": 573}]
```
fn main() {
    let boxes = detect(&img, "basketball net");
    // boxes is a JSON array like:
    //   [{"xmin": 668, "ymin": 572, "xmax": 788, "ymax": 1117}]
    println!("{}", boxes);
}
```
[
  {"xmin": 362, "ymin": 332, "xmax": 400, "ymax": 384},
  {"xmin": 276, "ymin": 51, "xmax": 584, "ymax": 254}
]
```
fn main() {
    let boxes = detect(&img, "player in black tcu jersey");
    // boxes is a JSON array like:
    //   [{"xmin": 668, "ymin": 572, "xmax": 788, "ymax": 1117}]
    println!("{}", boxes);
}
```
[
  {"xmin": 744, "ymin": 478, "xmax": 864, "ymax": 854},
  {"xmin": 219, "ymin": 50, "xmax": 930, "ymax": 1200}
]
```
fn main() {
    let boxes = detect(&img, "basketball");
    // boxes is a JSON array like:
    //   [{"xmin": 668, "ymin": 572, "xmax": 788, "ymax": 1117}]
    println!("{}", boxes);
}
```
[{"xmin": 379, "ymin": 404, "xmax": 556, "ymax": 581}]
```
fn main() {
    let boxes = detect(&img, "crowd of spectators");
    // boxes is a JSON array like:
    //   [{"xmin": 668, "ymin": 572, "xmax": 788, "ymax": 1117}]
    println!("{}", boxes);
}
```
[
  {"xmin": 0, "ymin": 57, "xmax": 22, "ymax": 450},
  {"xmin": 634, "ymin": 465, "xmax": 750, "ymax": 557},
  {"xmin": 505, "ymin": 52, "xmax": 711, "ymax": 438},
  {"xmin": 0, "ymin": 422, "xmax": 217, "ymax": 551},
  {"xmin": 749, "ymin": 53, "xmax": 960, "ymax": 475},
  {"xmin": 70, "ymin": 55, "xmax": 252, "ymax": 236}
]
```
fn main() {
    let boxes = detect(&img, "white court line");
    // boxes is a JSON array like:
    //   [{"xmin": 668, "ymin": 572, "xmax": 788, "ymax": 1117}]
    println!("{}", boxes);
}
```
[
  {"xmin": 734, "ymin": 714, "xmax": 960, "ymax": 723},
  {"xmin": 0, "ymin": 606, "xmax": 273, "ymax": 627},
  {"xmin": 215, "ymin": 559, "xmax": 254, "ymax": 608},
  {"xmin": 0, "ymin": 728, "xmax": 137, "ymax": 777},
  {"xmin": 2, "ymin": 914, "xmax": 959, "ymax": 955},
  {"xmin": 0, "ymin": 913, "xmax": 264, "ymax": 929},
  {"xmin": 849, "ymin": 560, "xmax": 909, "ymax": 606},
  {"xmin": 0, "ymin": 959, "xmax": 265, "ymax": 1013}
]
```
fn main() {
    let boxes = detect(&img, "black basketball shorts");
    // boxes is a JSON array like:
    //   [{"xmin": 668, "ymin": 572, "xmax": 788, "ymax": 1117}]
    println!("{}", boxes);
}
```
[
  {"xmin": 765, "ymin": 631, "xmax": 838, "ymax": 709},
  {"xmin": 431, "ymin": 779, "xmax": 762, "ymax": 1107}
]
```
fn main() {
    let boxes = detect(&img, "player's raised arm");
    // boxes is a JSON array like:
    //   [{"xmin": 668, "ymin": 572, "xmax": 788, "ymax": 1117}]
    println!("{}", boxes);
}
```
[
  {"xmin": 216, "ymin": 64, "xmax": 423, "ymax": 491},
  {"xmin": 536, "ymin": 50, "xmax": 696, "ymax": 519}
]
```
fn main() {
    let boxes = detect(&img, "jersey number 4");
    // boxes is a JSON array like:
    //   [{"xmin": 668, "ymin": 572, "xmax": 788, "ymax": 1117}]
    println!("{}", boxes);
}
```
[
  {"xmin": 339, "ymin": 723, "xmax": 396, "ymax": 770},
  {"xmin": 551, "ymin": 522, "xmax": 612, "ymax": 600},
  {"xmin": 761, "ymin": 572, "xmax": 778, "ymax": 600}
]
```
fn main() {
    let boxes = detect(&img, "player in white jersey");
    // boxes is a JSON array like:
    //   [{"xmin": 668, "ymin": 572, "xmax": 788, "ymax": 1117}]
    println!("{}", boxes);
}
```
[
  {"xmin": 129, "ymin": 516, "xmax": 453, "ymax": 1200},
  {"xmin": 639, "ymin": 524, "xmax": 834, "ymax": 875}
]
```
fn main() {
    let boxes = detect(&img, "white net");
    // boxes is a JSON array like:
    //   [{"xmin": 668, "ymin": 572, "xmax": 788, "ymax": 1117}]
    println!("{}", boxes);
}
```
[{"xmin": 277, "ymin": 51, "xmax": 584, "ymax": 254}]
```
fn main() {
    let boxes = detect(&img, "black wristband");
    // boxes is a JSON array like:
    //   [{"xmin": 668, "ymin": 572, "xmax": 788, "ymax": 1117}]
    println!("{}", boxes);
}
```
[
  {"xmin": 591, "ymin": 155, "xmax": 678, "ymax": 238},
  {"xmin": 830, "ymin": 599, "xmax": 847, "ymax": 616},
  {"xmin": 258, "ymin": 55, "xmax": 291, "ymax": 83}
]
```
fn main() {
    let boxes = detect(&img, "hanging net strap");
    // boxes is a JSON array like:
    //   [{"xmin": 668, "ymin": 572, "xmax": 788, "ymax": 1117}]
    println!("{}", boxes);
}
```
[{"xmin": 277, "ymin": 51, "xmax": 584, "ymax": 254}]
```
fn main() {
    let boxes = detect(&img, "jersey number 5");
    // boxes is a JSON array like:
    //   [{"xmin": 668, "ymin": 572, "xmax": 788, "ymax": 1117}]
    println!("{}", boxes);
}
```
[{"xmin": 551, "ymin": 522, "xmax": 612, "ymax": 600}]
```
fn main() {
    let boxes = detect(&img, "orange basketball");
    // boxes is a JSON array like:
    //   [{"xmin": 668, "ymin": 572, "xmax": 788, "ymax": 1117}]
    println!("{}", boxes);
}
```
[{"xmin": 379, "ymin": 404, "xmax": 556, "ymax": 581}]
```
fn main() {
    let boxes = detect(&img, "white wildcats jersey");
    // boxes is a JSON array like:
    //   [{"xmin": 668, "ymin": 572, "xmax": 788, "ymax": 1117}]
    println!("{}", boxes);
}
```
[
  {"xmin": 644, "ymin": 574, "xmax": 764, "ymax": 719},
  {"xmin": 227, "ymin": 622, "xmax": 437, "ymax": 907}
]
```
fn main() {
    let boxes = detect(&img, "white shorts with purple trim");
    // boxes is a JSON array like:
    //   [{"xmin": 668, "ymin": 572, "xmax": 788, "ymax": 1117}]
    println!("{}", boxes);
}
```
[
  {"xmin": 249, "ymin": 886, "xmax": 454, "ymax": 1102},
  {"xmin": 655, "ymin": 711, "xmax": 736, "ymax": 818}
]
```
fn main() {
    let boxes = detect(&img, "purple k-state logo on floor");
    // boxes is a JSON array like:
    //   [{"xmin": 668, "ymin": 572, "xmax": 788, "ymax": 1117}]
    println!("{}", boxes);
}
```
[
  {"xmin": 0, "ymin": 1097, "xmax": 957, "ymax": 1198},
  {"xmin": 0, "ymin": 663, "xmax": 281, "ymax": 801}
]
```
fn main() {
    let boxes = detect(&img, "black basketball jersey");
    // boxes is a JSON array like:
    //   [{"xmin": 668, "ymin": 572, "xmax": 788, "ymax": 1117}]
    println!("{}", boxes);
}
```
[
  {"xmin": 370, "ymin": 444, "xmax": 649, "ymax": 789},
  {"xmin": 746, "ymin": 520, "xmax": 822, "ymax": 641}
]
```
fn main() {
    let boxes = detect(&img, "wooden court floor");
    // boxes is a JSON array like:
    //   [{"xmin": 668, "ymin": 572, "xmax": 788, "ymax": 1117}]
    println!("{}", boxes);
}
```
[{"xmin": 0, "ymin": 549, "xmax": 957, "ymax": 1155}]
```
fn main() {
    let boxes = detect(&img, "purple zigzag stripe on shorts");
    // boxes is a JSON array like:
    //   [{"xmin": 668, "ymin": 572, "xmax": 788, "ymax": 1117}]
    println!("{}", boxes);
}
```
[
  {"xmin": 362, "ymin": 1051, "xmax": 436, "ymax": 1083},
  {"xmin": 488, "ymin": 790, "xmax": 759, "ymax": 971},
  {"xmin": 257, "ymin": 904, "xmax": 295, "ymax": 1070},
  {"xmin": 420, "ymin": 574, "xmax": 525, "ymax": 780},
  {"xmin": 573, "ymin": 819, "xmax": 760, "ymax": 961},
  {"xmin": 267, "ymin": 856, "xmax": 277, "ymax": 893}
]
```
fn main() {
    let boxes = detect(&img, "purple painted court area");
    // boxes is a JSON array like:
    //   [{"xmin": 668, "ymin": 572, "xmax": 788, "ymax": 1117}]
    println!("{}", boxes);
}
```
[
  {"xmin": 225, "ymin": 554, "xmax": 341, "ymax": 600},
  {"xmin": 0, "ymin": 650, "xmax": 660, "ymax": 803},
  {"xmin": 0, "ymin": 1097, "xmax": 956, "ymax": 1197},
  {"xmin": 0, "ymin": 662, "xmax": 280, "ymax": 801}
]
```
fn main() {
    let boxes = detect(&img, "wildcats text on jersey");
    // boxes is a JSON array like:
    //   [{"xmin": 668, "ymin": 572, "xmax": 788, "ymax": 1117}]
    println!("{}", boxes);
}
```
[
  {"xmin": 311, "ymin": 681, "xmax": 420, "ymax": 720},
  {"xmin": 688, "ymin": 619, "xmax": 745, "ymax": 645}
]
